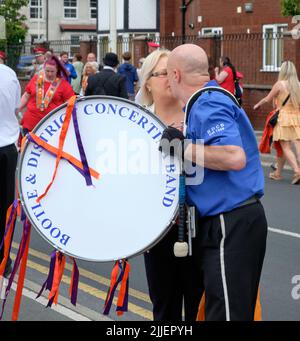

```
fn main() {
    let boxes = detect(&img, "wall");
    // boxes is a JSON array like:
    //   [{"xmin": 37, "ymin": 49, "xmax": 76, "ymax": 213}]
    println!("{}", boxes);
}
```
[{"xmin": 160, "ymin": 0, "xmax": 292, "ymax": 36}]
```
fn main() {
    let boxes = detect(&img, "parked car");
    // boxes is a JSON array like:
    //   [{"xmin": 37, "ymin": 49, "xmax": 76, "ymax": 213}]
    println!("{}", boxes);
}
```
[{"xmin": 16, "ymin": 54, "xmax": 36, "ymax": 79}]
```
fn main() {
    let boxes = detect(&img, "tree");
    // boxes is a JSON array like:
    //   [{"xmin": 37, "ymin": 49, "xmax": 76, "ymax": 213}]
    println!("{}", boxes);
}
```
[
  {"xmin": 281, "ymin": 0, "xmax": 300, "ymax": 16},
  {"xmin": 0, "ymin": 0, "xmax": 29, "ymax": 44}
]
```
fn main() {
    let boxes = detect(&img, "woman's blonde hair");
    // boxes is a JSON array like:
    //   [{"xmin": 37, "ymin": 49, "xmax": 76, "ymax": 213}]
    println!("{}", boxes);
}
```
[
  {"xmin": 278, "ymin": 61, "xmax": 300, "ymax": 109},
  {"xmin": 83, "ymin": 62, "xmax": 97, "ymax": 77},
  {"xmin": 139, "ymin": 49, "xmax": 170, "ymax": 107}
]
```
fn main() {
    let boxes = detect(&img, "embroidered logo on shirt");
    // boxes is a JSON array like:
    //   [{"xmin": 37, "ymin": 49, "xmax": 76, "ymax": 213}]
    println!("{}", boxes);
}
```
[{"xmin": 207, "ymin": 123, "xmax": 225, "ymax": 136}]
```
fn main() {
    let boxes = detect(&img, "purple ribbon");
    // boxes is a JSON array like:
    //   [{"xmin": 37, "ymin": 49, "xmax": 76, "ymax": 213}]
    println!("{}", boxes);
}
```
[
  {"xmin": 70, "ymin": 257, "xmax": 79, "ymax": 306},
  {"xmin": 36, "ymin": 250, "xmax": 56, "ymax": 299},
  {"xmin": 0, "ymin": 220, "xmax": 31, "ymax": 320},
  {"xmin": 0, "ymin": 199, "xmax": 18, "ymax": 252},
  {"xmin": 71, "ymin": 105, "xmax": 93, "ymax": 186},
  {"xmin": 116, "ymin": 263, "xmax": 129, "ymax": 314},
  {"xmin": 27, "ymin": 134, "xmax": 93, "ymax": 185},
  {"xmin": 46, "ymin": 252, "xmax": 64, "ymax": 308},
  {"xmin": 103, "ymin": 261, "xmax": 124, "ymax": 316}
]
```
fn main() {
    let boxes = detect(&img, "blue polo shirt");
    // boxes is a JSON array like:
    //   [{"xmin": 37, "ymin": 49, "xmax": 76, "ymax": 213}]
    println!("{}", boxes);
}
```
[{"xmin": 186, "ymin": 80, "xmax": 264, "ymax": 217}]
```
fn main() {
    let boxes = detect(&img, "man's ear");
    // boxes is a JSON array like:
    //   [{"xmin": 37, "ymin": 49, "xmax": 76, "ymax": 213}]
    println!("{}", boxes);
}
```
[{"xmin": 174, "ymin": 69, "xmax": 181, "ymax": 83}]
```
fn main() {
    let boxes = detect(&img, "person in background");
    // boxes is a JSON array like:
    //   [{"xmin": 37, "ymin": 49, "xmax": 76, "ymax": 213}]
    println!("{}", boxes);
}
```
[
  {"xmin": 72, "ymin": 53, "xmax": 84, "ymax": 95},
  {"xmin": 19, "ymin": 55, "xmax": 74, "ymax": 134},
  {"xmin": 147, "ymin": 41, "xmax": 160, "ymax": 54},
  {"xmin": 136, "ymin": 57, "xmax": 145, "ymax": 92},
  {"xmin": 139, "ymin": 49, "xmax": 203, "ymax": 321},
  {"xmin": 117, "ymin": 52, "xmax": 138, "ymax": 101},
  {"xmin": 214, "ymin": 56, "xmax": 237, "ymax": 95},
  {"xmin": 254, "ymin": 61, "xmax": 300, "ymax": 184},
  {"xmin": 60, "ymin": 51, "xmax": 77, "ymax": 84},
  {"xmin": 0, "ymin": 51, "xmax": 21, "ymax": 277},
  {"xmin": 30, "ymin": 46, "xmax": 47, "ymax": 77},
  {"xmin": 86, "ymin": 52, "xmax": 99, "ymax": 72},
  {"xmin": 80, "ymin": 62, "xmax": 97, "ymax": 96},
  {"xmin": 85, "ymin": 52, "xmax": 128, "ymax": 99}
]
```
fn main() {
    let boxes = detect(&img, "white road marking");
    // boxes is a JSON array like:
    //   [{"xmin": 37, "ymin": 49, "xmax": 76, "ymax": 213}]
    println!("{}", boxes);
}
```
[
  {"xmin": 268, "ymin": 227, "xmax": 300, "ymax": 239},
  {"xmin": 11, "ymin": 282, "xmax": 91, "ymax": 321}
]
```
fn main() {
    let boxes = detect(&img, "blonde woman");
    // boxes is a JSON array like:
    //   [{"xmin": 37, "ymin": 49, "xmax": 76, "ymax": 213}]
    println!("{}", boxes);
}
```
[
  {"xmin": 80, "ymin": 62, "xmax": 97, "ymax": 96},
  {"xmin": 254, "ymin": 61, "xmax": 300, "ymax": 184},
  {"xmin": 139, "ymin": 49, "xmax": 203, "ymax": 321}
]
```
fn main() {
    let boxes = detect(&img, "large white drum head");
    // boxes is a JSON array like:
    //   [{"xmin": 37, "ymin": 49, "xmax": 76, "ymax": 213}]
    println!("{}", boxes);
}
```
[{"xmin": 19, "ymin": 97, "xmax": 180, "ymax": 262}]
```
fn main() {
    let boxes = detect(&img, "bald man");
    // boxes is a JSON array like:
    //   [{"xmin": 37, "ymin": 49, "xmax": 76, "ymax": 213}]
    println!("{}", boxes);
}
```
[
  {"xmin": 161, "ymin": 44, "xmax": 267, "ymax": 321},
  {"xmin": 86, "ymin": 53, "xmax": 99, "ymax": 71}
]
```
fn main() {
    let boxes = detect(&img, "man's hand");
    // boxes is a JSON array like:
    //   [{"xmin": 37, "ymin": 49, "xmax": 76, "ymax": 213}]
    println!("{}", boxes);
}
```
[{"xmin": 159, "ymin": 126, "xmax": 185, "ymax": 159}]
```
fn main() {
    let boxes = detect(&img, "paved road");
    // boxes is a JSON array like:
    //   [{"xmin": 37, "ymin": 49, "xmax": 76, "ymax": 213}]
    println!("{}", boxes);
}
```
[{"xmin": 1, "ymin": 161, "xmax": 300, "ymax": 321}]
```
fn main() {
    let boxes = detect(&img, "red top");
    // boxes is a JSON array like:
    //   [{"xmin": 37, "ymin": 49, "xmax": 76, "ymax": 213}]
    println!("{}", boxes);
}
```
[
  {"xmin": 259, "ymin": 110, "xmax": 283, "ymax": 158},
  {"xmin": 219, "ymin": 66, "xmax": 235, "ymax": 95},
  {"xmin": 21, "ymin": 75, "xmax": 74, "ymax": 131}
]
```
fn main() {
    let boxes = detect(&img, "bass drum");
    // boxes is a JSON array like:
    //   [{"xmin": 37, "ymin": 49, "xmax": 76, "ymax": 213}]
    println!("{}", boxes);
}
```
[{"xmin": 18, "ymin": 96, "xmax": 180, "ymax": 262}]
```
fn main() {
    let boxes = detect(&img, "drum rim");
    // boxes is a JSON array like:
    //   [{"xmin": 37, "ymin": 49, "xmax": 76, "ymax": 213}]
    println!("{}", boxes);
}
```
[{"xmin": 18, "ymin": 95, "xmax": 179, "ymax": 262}]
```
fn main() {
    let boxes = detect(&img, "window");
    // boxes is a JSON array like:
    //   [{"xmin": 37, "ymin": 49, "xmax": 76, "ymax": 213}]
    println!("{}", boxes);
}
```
[
  {"xmin": 70, "ymin": 35, "xmax": 81, "ymax": 56},
  {"xmin": 201, "ymin": 27, "xmax": 223, "ymax": 36},
  {"xmin": 263, "ymin": 24, "xmax": 288, "ymax": 71},
  {"xmin": 30, "ymin": 0, "xmax": 43, "ymax": 19},
  {"xmin": 31, "ymin": 34, "xmax": 44, "ymax": 44},
  {"xmin": 64, "ymin": 0, "xmax": 77, "ymax": 19},
  {"xmin": 90, "ymin": 0, "xmax": 97, "ymax": 19}
]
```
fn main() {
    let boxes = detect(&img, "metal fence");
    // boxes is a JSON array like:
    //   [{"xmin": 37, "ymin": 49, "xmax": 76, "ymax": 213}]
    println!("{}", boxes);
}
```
[
  {"xmin": 4, "ymin": 32, "xmax": 289, "ymax": 86},
  {"xmin": 158, "ymin": 32, "xmax": 287, "ymax": 86}
]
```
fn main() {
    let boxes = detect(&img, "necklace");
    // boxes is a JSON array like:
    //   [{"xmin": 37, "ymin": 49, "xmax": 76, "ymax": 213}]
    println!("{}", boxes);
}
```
[{"xmin": 36, "ymin": 71, "xmax": 61, "ymax": 111}]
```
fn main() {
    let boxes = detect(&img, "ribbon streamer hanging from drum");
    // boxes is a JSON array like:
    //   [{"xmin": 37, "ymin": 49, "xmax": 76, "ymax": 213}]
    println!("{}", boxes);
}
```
[
  {"xmin": 0, "ymin": 96, "xmax": 95, "ymax": 320},
  {"xmin": 103, "ymin": 259, "xmax": 130, "ymax": 316}
]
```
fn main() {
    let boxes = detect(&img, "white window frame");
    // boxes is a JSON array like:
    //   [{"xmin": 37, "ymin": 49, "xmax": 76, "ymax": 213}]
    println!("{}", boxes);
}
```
[
  {"xmin": 31, "ymin": 34, "xmax": 44, "ymax": 44},
  {"xmin": 201, "ymin": 27, "xmax": 223, "ymax": 36},
  {"xmin": 64, "ymin": 0, "xmax": 78, "ymax": 20},
  {"xmin": 262, "ymin": 24, "xmax": 288, "ymax": 72},
  {"xmin": 30, "ymin": 0, "xmax": 43, "ymax": 20},
  {"xmin": 90, "ymin": 0, "xmax": 97, "ymax": 20},
  {"xmin": 70, "ymin": 34, "xmax": 82, "ymax": 58}
]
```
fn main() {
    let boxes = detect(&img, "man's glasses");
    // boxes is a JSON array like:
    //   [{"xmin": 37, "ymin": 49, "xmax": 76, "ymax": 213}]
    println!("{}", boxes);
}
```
[{"xmin": 149, "ymin": 69, "xmax": 168, "ymax": 78}]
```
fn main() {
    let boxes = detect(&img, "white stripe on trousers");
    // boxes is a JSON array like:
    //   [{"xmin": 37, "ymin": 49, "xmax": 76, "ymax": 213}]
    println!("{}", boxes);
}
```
[{"xmin": 220, "ymin": 214, "xmax": 230, "ymax": 321}]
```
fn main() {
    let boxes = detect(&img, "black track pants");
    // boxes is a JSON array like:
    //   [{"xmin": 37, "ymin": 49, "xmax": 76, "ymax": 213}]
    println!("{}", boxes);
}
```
[{"xmin": 197, "ymin": 201, "xmax": 268, "ymax": 321}]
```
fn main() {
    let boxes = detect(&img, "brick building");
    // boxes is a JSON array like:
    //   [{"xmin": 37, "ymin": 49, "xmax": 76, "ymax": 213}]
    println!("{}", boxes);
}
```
[
  {"xmin": 160, "ymin": 0, "xmax": 291, "ymax": 36},
  {"xmin": 159, "ymin": 0, "xmax": 300, "ymax": 129}
]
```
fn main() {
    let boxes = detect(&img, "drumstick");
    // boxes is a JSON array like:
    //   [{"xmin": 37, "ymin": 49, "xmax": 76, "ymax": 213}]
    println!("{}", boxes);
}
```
[{"xmin": 173, "ymin": 152, "xmax": 189, "ymax": 258}]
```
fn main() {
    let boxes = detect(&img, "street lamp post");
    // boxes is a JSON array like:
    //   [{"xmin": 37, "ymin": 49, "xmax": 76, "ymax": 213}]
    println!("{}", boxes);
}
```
[{"xmin": 180, "ymin": 0, "xmax": 194, "ymax": 44}]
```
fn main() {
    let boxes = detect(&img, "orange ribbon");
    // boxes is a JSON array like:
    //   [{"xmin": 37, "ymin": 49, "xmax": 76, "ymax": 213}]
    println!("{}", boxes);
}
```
[
  {"xmin": 28, "ymin": 132, "xmax": 100, "ymax": 180},
  {"xmin": 37, "ymin": 95, "xmax": 76, "ymax": 202},
  {"xmin": 11, "ymin": 223, "xmax": 31, "ymax": 321},
  {"xmin": 0, "ymin": 203, "xmax": 19, "ymax": 277},
  {"xmin": 48, "ymin": 252, "xmax": 66, "ymax": 305},
  {"xmin": 116, "ymin": 260, "xmax": 130, "ymax": 316}
]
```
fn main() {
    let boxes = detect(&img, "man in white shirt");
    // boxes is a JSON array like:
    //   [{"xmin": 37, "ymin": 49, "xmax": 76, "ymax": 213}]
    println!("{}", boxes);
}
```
[{"xmin": 0, "ymin": 51, "xmax": 21, "ymax": 277}]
